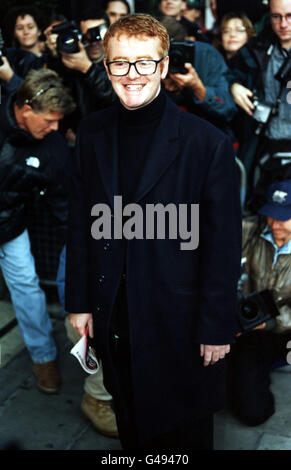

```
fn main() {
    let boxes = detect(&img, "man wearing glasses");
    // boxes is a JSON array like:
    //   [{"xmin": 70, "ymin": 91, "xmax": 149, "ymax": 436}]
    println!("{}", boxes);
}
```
[
  {"xmin": 229, "ymin": 0, "xmax": 291, "ymax": 211},
  {"xmin": 66, "ymin": 13, "xmax": 241, "ymax": 450}
]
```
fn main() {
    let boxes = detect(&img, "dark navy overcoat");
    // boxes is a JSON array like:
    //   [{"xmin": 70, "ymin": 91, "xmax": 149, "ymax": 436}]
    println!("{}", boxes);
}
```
[{"xmin": 65, "ymin": 96, "xmax": 242, "ymax": 444}]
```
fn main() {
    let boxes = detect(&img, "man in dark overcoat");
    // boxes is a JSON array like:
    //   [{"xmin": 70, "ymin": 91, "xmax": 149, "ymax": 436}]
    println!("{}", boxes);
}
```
[{"xmin": 65, "ymin": 13, "xmax": 242, "ymax": 450}]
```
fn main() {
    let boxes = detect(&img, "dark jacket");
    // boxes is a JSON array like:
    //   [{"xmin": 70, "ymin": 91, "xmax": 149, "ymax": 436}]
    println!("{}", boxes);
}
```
[
  {"xmin": 65, "ymin": 95, "xmax": 242, "ymax": 444},
  {"xmin": 227, "ymin": 28, "xmax": 282, "ymax": 174},
  {"xmin": 1, "ymin": 48, "xmax": 42, "ymax": 96},
  {"xmin": 41, "ymin": 54, "xmax": 117, "ymax": 133},
  {"xmin": 0, "ymin": 93, "xmax": 71, "ymax": 245}
]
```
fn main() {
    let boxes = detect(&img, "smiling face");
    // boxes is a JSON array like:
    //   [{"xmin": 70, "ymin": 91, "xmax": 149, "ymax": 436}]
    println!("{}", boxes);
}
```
[
  {"xmin": 104, "ymin": 34, "xmax": 169, "ymax": 110},
  {"xmin": 14, "ymin": 14, "xmax": 40, "ymax": 49}
]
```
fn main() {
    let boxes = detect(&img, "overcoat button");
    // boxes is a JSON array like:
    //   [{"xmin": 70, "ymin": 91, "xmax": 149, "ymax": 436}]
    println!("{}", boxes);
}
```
[{"xmin": 98, "ymin": 275, "xmax": 105, "ymax": 284}]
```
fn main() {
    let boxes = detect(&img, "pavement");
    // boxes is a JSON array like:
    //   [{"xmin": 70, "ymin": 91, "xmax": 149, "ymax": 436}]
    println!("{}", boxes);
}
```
[{"xmin": 1, "ymin": 291, "xmax": 291, "ymax": 455}]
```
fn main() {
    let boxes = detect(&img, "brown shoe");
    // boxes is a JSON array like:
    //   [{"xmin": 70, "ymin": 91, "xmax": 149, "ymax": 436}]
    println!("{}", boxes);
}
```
[
  {"xmin": 33, "ymin": 360, "xmax": 60, "ymax": 394},
  {"xmin": 81, "ymin": 393, "xmax": 119, "ymax": 438}
]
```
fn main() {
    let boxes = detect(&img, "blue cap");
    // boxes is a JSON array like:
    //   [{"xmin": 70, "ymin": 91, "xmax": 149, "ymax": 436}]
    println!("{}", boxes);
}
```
[{"xmin": 258, "ymin": 179, "xmax": 291, "ymax": 221}]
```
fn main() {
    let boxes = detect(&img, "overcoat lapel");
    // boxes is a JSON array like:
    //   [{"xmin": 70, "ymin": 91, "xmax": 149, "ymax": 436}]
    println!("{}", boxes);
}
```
[
  {"xmin": 94, "ymin": 97, "xmax": 181, "ymax": 207},
  {"xmin": 133, "ymin": 98, "xmax": 181, "ymax": 204},
  {"xmin": 93, "ymin": 108, "xmax": 120, "ymax": 209}
]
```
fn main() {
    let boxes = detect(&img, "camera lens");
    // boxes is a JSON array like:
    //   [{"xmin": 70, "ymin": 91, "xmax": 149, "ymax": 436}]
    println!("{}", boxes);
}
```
[
  {"xmin": 241, "ymin": 300, "xmax": 258, "ymax": 320},
  {"xmin": 57, "ymin": 31, "xmax": 79, "ymax": 53}
]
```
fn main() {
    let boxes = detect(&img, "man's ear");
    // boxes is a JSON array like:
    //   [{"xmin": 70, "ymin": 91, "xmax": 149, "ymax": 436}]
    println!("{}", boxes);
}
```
[
  {"xmin": 161, "ymin": 55, "xmax": 169, "ymax": 80},
  {"xmin": 103, "ymin": 57, "xmax": 111, "ymax": 81},
  {"xmin": 21, "ymin": 103, "xmax": 33, "ymax": 117}
]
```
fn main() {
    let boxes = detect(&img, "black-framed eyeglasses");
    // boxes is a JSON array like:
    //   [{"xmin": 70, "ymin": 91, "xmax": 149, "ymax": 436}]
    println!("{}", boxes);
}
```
[
  {"xmin": 106, "ymin": 57, "xmax": 166, "ymax": 76},
  {"xmin": 270, "ymin": 13, "xmax": 291, "ymax": 23}
]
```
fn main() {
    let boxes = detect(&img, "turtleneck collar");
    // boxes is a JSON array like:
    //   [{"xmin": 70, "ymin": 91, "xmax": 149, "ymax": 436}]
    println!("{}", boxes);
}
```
[{"xmin": 118, "ymin": 86, "xmax": 166, "ymax": 127}]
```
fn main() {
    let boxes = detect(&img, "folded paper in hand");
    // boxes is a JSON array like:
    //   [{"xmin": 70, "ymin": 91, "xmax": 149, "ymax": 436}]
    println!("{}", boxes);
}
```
[{"xmin": 70, "ymin": 334, "xmax": 99, "ymax": 374}]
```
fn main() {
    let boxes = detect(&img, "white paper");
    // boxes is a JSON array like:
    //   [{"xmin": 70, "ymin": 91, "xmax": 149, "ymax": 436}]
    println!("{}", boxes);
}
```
[{"xmin": 70, "ymin": 334, "xmax": 99, "ymax": 374}]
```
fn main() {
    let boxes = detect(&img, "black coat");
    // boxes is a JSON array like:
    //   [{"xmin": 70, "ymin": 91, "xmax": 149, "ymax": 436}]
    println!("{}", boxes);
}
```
[
  {"xmin": 0, "ymin": 94, "xmax": 71, "ymax": 244},
  {"xmin": 65, "ymin": 96, "xmax": 242, "ymax": 444}
]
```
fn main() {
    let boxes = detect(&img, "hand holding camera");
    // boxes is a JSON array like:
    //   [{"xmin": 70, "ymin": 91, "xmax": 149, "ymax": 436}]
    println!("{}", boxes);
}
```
[
  {"xmin": 60, "ymin": 41, "xmax": 92, "ymax": 74},
  {"xmin": 169, "ymin": 62, "xmax": 206, "ymax": 101},
  {"xmin": 231, "ymin": 83, "xmax": 255, "ymax": 115}
]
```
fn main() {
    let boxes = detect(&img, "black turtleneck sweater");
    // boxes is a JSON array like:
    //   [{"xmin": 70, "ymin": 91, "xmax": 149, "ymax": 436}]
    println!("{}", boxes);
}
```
[
  {"xmin": 118, "ymin": 87, "xmax": 166, "ymax": 205},
  {"xmin": 111, "ymin": 89, "xmax": 166, "ymax": 339}
]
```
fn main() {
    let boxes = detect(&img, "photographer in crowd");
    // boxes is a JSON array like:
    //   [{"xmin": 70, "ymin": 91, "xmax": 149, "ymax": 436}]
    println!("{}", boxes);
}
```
[
  {"xmin": 228, "ymin": 179, "xmax": 291, "ymax": 426},
  {"xmin": 43, "ymin": 7, "xmax": 116, "ymax": 144},
  {"xmin": 0, "ymin": 68, "xmax": 75, "ymax": 394},
  {"xmin": 161, "ymin": 17, "xmax": 237, "ymax": 133},
  {"xmin": 228, "ymin": 0, "xmax": 291, "ymax": 211},
  {"xmin": 2, "ymin": 5, "xmax": 44, "ymax": 57}
]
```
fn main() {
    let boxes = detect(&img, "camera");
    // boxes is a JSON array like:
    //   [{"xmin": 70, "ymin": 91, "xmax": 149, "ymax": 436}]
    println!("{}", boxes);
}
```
[
  {"xmin": 169, "ymin": 40, "xmax": 195, "ymax": 74},
  {"xmin": 252, "ymin": 98, "xmax": 273, "ymax": 124},
  {"xmin": 51, "ymin": 20, "xmax": 108, "ymax": 54},
  {"xmin": 82, "ymin": 24, "xmax": 108, "ymax": 46},
  {"xmin": 52, "ymin": 20, "xmax": 82, "ymax": 54},
  {"xmin": 237, "ymin": 289, "xmax": 280, "ymax": 334}
]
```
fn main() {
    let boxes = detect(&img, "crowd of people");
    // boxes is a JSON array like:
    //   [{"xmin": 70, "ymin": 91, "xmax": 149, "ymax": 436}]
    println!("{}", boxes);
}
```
[{"xmin": 0, "ymin": 0, "xmax": 290, "ymax": 451}]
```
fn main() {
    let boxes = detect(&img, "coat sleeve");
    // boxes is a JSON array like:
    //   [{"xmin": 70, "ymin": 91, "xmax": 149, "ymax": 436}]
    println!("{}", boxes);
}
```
[
  {"xmin": 65, "ymin": 122, "xmax": 91, "ymax": 313},
  {"xmin": 191, "ymin": 45, "xmax": 237, "ymax": 123},
  {"xmin": 193, "ymin": 135, "xmax": 242, "ymax": 344}
]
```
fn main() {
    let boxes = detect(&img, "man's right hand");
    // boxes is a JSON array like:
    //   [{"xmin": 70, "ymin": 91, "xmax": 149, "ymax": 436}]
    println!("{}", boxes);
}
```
[
  {"xmin": 69, "ymin": 313, "xmax": 94, "ymax": 338},
  {"xmin": 61, "ymin": 41, "xmax": 92, "ymax": 74},
  {"xmin": 231, "ymin": 83, "xmax": 255, "ymax": 116}
]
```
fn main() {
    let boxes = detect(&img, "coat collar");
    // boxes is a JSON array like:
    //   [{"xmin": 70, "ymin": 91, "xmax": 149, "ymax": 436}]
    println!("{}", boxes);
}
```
[{"xmin": 94, "ymin": 96, "xmax": 181, "ymax": 208}]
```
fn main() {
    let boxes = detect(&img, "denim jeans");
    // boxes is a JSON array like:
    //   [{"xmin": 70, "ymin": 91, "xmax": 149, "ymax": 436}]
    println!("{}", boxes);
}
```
[{"xmin": 0, "ymin": 229, "xmax": 57, "ymax": 363}]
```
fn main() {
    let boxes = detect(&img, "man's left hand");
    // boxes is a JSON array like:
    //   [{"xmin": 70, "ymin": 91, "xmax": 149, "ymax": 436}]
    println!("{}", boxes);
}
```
[
  {"xmin": 169, "ymin": 63, "xmax": 206, "ymax": 101},
  {"xmin": 200, "ymin": 344, "xmax": 230, "ymax": 367}
]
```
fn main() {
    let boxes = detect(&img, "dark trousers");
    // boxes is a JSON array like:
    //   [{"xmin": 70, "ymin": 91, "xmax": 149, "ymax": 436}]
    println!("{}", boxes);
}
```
[
  {"xmin": 227, "ymin": 329, "xmax": 291, "ymax": 426},
  {"xmin": 109, "ymin": 280, "xmax": 214, "ymax": 450}
]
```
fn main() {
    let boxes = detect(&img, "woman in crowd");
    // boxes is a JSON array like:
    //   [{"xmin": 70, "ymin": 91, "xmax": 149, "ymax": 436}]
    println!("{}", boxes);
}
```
[
  {"xmin": 3, "ymin": 6, "xmax": 44, "ymax": 57},
  {"xmin": 213, "ymin": 12, "xmax": 255, "ymax": 64}
]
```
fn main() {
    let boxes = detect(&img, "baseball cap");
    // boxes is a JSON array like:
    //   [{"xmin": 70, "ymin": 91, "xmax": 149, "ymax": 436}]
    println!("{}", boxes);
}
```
[{"xmin": 258, "ymin": 179, "xmax": 291, "ymax": 221}]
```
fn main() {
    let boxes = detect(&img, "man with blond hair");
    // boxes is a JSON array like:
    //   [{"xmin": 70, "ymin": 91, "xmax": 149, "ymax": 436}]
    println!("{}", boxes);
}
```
[
  {"xmin": 66, "ymin": 13, "xmax": 241, "ymax": 449},
  {"xmin": 0, "ymin": 68, "xmax": 75, "ymax": 393}
]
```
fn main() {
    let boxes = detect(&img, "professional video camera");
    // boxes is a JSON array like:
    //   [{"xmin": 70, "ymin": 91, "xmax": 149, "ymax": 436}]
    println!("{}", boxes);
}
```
[
  {"xmin": 51, "ymin": 20, "xmax": 108, "ymax": 54},
  {"xmin": 0, "ymin": 28, "xmax": 6, "ymax": 66},
  {"xmin": 169, "ymin": 40, "xmax": 195, "ymax": 74}
]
